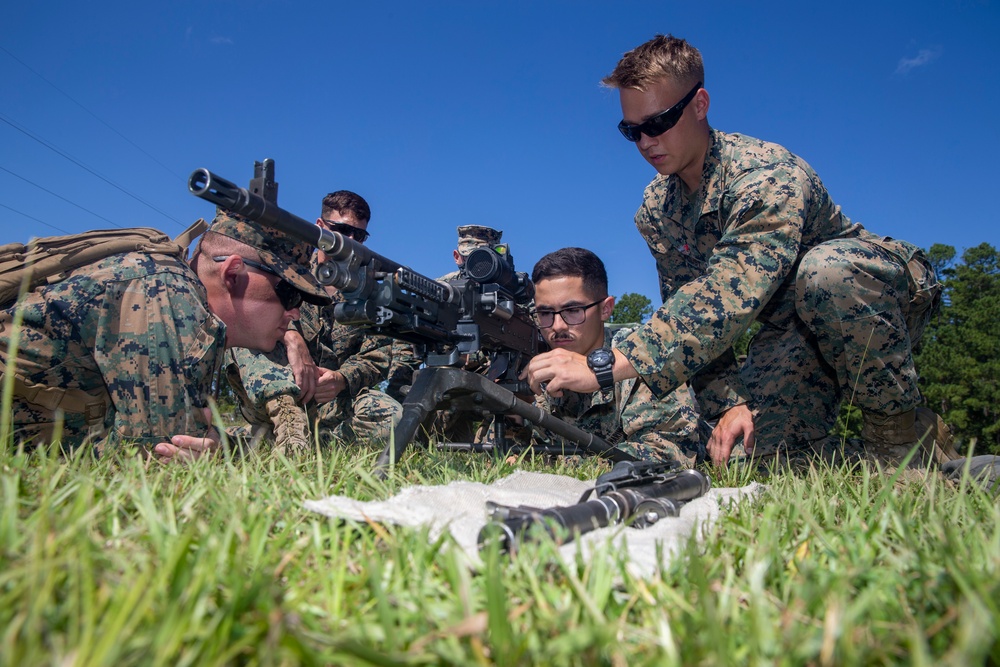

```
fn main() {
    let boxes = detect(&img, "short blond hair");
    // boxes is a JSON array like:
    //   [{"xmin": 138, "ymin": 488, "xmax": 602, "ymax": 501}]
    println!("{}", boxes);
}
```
[{"xmin": 602, "ymin": 34, "xmax": 704, "ymax": 91}]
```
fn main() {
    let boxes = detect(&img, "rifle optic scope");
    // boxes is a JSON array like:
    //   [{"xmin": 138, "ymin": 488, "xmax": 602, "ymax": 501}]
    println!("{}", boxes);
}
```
[{"xmin": 464, "ymin": 246, "xmax": 534, "ymax": 303}]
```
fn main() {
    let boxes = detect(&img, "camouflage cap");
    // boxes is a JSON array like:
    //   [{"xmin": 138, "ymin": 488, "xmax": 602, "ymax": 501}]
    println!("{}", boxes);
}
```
[
  {"xmin": 209, "ymin": 208, "xmax": 330, "ymax": 305},
  {"xmin": 456, "ymin": 225, "xmax": 503, "ymax": 256}
]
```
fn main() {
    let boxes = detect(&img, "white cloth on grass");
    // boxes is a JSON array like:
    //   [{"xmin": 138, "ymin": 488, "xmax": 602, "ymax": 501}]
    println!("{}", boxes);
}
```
[{"xmin": 304, "ymin": 470, "xmax": 763, "ymax": 579}]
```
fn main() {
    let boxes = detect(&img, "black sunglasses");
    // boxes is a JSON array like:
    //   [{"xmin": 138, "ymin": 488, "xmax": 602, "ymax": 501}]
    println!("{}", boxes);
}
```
[
  {"xmin": 213, "ymin": 255, "xmax": 304, "ymax": 311},
  {"xmin": 321, "ymin": 219, "xmax": 370, "ymax": 243},
  {"xmin": 617, "ymin": 81, "xmax": 702, "ymax": 142},
  {"xmin": 535, "ymin": 298, "xmax": 605, "ymax": 328}
]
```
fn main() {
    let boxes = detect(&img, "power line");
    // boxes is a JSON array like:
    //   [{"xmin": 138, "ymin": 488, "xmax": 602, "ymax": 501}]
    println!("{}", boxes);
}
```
[
  {"xmin": 0, "ymin": 44, "xmax": 186, "ymax": 183},
  {"xmin": 0, "ymin": 114, "xmax": 184, "ymax": 229},
  {"xmin": 0, "ymin": 165, "xmax": 125, "ymax": 229},
  {"xmin": 0, "ymin": 203, "xmax": 71, "ymax": 234}
]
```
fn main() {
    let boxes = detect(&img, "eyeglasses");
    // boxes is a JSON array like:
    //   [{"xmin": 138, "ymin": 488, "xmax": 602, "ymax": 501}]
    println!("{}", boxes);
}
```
[
  {"xmin": 617, "ymin": 81, "xmax": 702, "ymax": 142},
  {"xmin": 535, "ymin": 299, "xmax": 605, "ymax": 328},
  {"xmin": 320, "ymin": 219, "xmax": 370, "ymax": 243},
  {"xmin": 213, "ymin": 255, "xmax": 304, "ymax": 311}
]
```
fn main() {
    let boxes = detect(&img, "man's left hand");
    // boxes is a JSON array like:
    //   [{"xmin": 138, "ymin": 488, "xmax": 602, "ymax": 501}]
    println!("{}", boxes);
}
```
[{"xmin": 284, "ymin": 330, "xmax": 318, "ymax": 403}]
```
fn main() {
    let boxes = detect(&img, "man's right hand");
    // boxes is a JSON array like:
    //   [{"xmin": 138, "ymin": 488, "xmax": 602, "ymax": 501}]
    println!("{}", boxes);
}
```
[{"xmin": 283, "ymin": 329, "xmax": 318, "ymax": 403}]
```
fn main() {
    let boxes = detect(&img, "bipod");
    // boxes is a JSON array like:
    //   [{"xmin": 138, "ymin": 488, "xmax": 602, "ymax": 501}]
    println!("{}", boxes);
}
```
[{"xmin": 373, "ymin": 366, "xmax": 636, "ymax": 478}]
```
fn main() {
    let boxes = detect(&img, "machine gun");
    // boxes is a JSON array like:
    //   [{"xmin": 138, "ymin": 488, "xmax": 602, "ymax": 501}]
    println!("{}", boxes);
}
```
[
  {"xmin": 477, "ymin": 460, "xmax": 711, "ymax": 555},
  {"xmin": 188, "ymin": 159, "xmax": 637, "ymax": 475}
]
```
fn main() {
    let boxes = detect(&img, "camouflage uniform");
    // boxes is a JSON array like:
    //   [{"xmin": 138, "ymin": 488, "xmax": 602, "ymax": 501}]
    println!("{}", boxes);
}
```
[
  {"xmin": 385, "ymin": 339, "xmax": 421, "ymax": 403},
  {"xmin": 226, "ymin": 287, "xmax": 402, "ymax": 450},
  {"xmin": 616, "ymin": 129, "xmax": 940, "ymax": 454},
  {"xmin": 533, "ymin": 327, "xmax": 704, "ymax": 466},
  {"xmin": 0, "ymin": 211, "xmax": 326, "ymax": 452},
  {"xmin": 0, "ymin": 251, "xmax": 223, "ymax": 450}
]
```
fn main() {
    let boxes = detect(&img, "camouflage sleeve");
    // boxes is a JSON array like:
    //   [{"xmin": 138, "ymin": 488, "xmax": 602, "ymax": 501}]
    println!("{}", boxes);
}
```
[
  {"xmin": 527, "ymin": 391, "xmax": 559, "ymax": 449},
  {"xmin": 611, "ymin": 328, "xmax": 703, "ymax": 465},
  {"xmin": 337, "ymin": 334, "xmax": 394, "ymax": 396},
  {"xmin": 92, "ymin": 271, "xmax": 226, "ymax": 447},
  {"xmin": 688, "ymin": 349, "xmax": 748, "ymax": 419},
  {"xmin": 225, "ymin": 345, "xmax": 299, "ymax": 409},
  {"xmin": 619, "ymin": 162, "xmax": 808, "ymax": 401},
  {"xmin": 527, "ymin": 380, "xmax": 703, "ymax": 467},
  {"xmin": 386, "ymin": 340, "xmax": 421, "ymax": 399},
  {"xmin": 617, "ymin": 380, "xmax": 703, "ymax": 468}
]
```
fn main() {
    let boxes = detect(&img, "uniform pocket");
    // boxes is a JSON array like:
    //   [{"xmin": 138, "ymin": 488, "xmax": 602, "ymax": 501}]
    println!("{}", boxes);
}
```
[{"xmin": 904, "ymin": 253, "xmax": 942, "ymax": 346}]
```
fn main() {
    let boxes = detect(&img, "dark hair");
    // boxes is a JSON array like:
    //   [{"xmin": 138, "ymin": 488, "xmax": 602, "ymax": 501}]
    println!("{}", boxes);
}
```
[
  {"xmin": 321, "ymin": 190, "xmax": 371, "ymax": 223},
  {"xmin": 531, "ymin": 247, "xmax": 608, "ymax": 298}
]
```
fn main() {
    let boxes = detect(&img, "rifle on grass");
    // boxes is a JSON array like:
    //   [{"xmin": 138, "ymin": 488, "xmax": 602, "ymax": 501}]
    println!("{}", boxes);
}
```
[
  {"xmin": 188, "ymin": 159, "xmax": 637, "ymax": 475},
  {"xmin": 477, "ymin": 460, "xmax": 711, "ymax": 554}
]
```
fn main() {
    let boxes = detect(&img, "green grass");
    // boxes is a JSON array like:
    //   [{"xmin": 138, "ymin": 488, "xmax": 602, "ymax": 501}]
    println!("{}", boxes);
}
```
[{"xmin": 1, "ymin": 438, "xmax": 997, "ymax": 666}]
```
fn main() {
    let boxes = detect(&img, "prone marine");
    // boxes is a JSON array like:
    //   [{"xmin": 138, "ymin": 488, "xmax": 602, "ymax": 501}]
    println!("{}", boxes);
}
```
[{"xmin": 0, "ymin": 208, "xmax": 327, "ymax": 460}]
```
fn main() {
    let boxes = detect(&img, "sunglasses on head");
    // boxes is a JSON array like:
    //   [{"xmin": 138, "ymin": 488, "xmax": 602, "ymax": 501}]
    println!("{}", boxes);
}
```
[
  {"xmin": 213, "ymin": 255, "xmax": 304, "ymax": 311},
  {"xmin": 617, "ymin": 81, "xmax": 702, "ymax": 142},
  {"xmin": 321, "ymin": 219, "xmax": 370, "ymax": 243}
]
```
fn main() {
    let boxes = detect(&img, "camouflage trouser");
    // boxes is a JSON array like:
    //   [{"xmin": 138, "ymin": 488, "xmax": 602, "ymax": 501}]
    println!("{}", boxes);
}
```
[
  {"xmin": 225, "ymin": 348, "xmax": 402, "ymax": 451},
  {"xmin": 745, "ymin": 237, "xmax": 940, "ymax": 454},
  {"xmin": 312, "ymin": 387, "xmax": 403, "ymax": 444},
  {"xmin": 231, "ymin": 386, "xmax": 403, "ymax": 451}
]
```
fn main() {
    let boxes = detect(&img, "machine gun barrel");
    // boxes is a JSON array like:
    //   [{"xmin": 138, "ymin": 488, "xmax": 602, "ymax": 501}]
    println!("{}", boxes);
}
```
[
  {"xmin": 188, "ymin": 168, "xmax": 325, "ymax": 249},
  {"xmin": 188, "ymin": 168, "xmax": 416, "ymax": 294}
]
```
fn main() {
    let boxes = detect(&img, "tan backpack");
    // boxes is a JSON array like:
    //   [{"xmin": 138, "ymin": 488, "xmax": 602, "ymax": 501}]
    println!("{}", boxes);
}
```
[
  {"xmin": 0, "ymin": 220, "xmax": 208, "ymax": 426},
  {"xmin": 0, "ymin": 220, "xmax": 207, "ymax": 309}
]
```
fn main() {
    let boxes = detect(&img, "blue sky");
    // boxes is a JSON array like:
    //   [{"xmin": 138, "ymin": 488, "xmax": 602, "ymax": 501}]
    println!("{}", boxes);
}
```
[{"xmin": 3, "ymin": 1, "xmax": 998, "ymax": 305}]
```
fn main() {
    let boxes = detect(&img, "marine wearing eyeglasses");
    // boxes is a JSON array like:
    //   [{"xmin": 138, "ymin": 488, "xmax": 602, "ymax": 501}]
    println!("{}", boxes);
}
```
[
  {"xmin": 522, "ymin": 34, "xmax": 954, "ymax": 470},
  {"xmin": 528, "ymin": 247, "xmax": 704, "ymax": 465},
  {"xmin": 223, "ymin": 190, "xmax": 403, "ymax": 452}
]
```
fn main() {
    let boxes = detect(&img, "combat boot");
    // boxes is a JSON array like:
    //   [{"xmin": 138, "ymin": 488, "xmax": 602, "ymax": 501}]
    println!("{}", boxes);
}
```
[
  {"xmin": 263, "ymin": 394, "xmax": 312, "ymax": 454},
  {"xmin": 914, "ymin": 407, "xmax": 960, "ymax": 465},
  {"xmin": 862, "ymin": 408, "xmax": 954, "ymax": 468}
]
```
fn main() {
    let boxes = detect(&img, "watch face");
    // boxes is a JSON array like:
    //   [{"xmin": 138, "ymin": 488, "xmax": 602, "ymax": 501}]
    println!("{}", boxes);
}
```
[{"xmin": 588, "ymin": 348, "xmax": 613, "ymax": 368}]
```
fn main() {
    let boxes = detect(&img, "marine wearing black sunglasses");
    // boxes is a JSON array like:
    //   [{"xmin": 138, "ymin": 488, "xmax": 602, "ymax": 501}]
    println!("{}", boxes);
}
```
[
  {"xmin": 617, "ymin": 81, "xmax": 702, "ymax": 142},
  {"xmin": 212, "ymin": 255, "xmax": 304, "ymax": 311},
  {"xmin": 320, "ymin": 219, "xmax": 370, "ymax": 243}
]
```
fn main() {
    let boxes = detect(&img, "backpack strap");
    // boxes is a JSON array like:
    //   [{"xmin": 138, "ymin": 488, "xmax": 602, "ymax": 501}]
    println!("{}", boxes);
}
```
[
  {"xmin": 2, "ymin": 371, "xmax": 108, "ymax": 425},
  {"xmin": 172, "ymin": 218, "xmax": 209, "ymax": 255}
]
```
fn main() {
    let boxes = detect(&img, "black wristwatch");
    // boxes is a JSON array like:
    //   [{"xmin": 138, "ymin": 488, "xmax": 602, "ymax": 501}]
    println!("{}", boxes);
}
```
[{"xmin": 586, "ymin": 347, "xmax": 616, "ymax": 391}]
